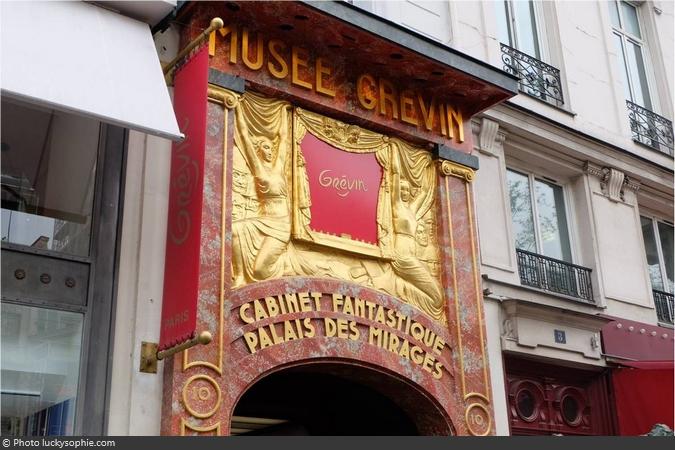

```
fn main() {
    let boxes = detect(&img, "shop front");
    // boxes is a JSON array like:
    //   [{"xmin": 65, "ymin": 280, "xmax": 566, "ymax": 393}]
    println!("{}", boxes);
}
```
[
  {"xmin": 1, "ymin": 1, "xmax": 179, "ymax": 436},
  {"xmin": 158, "ymin": 1, "xmax": 517, "ymax": 435}
]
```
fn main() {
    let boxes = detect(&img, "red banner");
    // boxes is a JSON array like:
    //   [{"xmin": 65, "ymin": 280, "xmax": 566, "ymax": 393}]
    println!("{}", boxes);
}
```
[
  {"xmin": 301, "ymin": 132, "xmax": 382, "ymax": 244},
  {"xmin": 159, "ymin": 46, "xmax": 209, "ymax": 350}
]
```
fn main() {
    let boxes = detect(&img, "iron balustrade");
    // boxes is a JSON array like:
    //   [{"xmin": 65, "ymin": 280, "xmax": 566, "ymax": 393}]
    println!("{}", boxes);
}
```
[
  {"xmin": 626, "ymin": 100, "xmax": 674, "ymax": 156},
  {"xmin": 516, "ymin": 249, "xmax": 594, "ymax": 303},
  {"xmin": 653, "ymin": 289, "xmax": 674, "ymax": 324},
  {"xmin": 501, "ymin": 43, "xmax": 564, "ymax": 108}
]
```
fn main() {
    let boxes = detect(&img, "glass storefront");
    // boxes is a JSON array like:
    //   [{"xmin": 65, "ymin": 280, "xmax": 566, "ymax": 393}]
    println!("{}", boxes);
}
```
[
  {"xmin": 1, "ymin": 98, "xmax": 99, "ymax": 257},
  {"xmin": 1, "ymin": 97, "xmax": 122, "ymax": 435},
  {"xmin": 1, "ymin": 304, "xmax": 83, "ymax": 436}
]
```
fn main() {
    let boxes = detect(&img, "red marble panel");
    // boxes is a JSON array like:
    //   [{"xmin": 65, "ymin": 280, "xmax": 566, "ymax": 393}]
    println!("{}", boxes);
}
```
[{"xmin": 435, "ymin": 174, "xmax": 495, "ymax": 436}]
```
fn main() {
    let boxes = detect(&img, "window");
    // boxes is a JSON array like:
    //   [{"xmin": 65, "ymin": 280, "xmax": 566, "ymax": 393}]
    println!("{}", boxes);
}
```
[
  {"xmin": 640, "ymin": 217, "xmax": 673, "ymax": 293},
  {"xmin": 611, "ymin": 1, "xmax": 673, "ymax": 155},
  {"xmin": 496, "ymin": 1, "xmax": 564, "ymax": 107},
  {"xmin": 610, "ymin": 0, "xmax": 652, "ymax": 109},
  {"xmin": 507, "ymin": 169, "xmax": 571, "ymax": 262},
  {"xmin": 640, "ymin": 216, "xmax": 674, "ymax": 323},
  {"xmin": 507, "ymin": 169, "xmax": 594, "ymax": 301},
  {"xmin": 496, "ymin": 0, "xmax": 541, "ymax": 59},
  {"xmin": 0, "ymin": 100, "xmax": 95, "ymax": 436}
]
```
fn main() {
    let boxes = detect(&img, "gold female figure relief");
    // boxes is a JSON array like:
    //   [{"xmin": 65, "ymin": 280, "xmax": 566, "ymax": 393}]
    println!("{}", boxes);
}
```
[
  {"xmin": 231, "ymin": 98, "xmax": 292, "ymax": 286},
  {"xmin": 390, "ymin": 152, "xmax": 444, "ymax": 321}
]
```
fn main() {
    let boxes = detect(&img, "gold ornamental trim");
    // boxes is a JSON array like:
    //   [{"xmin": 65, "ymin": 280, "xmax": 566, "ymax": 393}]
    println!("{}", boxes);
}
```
[
  {"xmin": 295, "ymin": 107, "xmax": 390, "ymax": 153},
  {"xmin": 444, "ymin": 175, "xmax": 466, "ymax": 395},
  {"xmin": 208, "ymin": 85, "xmax": 240, "ymax": 109},
  {"xmin": 439, "ymin": 160, "xmax": 475, "ymax": 182},
  {"xmin": 464, "ymin": 392, "xmax": 490, "ymax": 403},
  {"xmin": 466, "ymin": 185, "xmax": 491, "ymax": 400},
  {"xmin": 181, "ymin": 374, "xmax": 223, "ymax": 419},
  {"xmin": 464, "ymin": 402, "xmax": 491, "ymax": 436},
  {"xmin": 180, "ymin": 419, "xmax": 221, "ymax": 436}
]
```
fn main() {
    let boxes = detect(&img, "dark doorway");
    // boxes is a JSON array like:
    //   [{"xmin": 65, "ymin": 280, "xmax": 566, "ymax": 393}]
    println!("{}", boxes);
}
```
[{"xmin": 232, "ymin": 365, "xmax": 421, "ymax": 435}]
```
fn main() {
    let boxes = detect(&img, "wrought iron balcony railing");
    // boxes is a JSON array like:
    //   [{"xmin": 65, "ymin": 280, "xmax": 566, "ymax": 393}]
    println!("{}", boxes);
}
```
[
  {"xmin": 653, "ymin": 289, "xmax": 674, "ymax": 324},
  {"xmin": 626, "ymin": 101, "xmax": 674, "ymax": 156},
  {"xmin": 501, "ymin": 43, "xmax": 564, "ymax": 108},
  {"xmin": 516, "ymin": 249, "xmax": 594, "ymax": 303}
]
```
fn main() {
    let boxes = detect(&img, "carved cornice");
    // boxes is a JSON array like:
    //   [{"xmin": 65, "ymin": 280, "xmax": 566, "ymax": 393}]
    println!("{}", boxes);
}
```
[
  {"xmin": 584, "ymin": 162, "xmax": 640, "ymax": 202},
  {"xmin": 584, "ymin": 162, "xmax": 605, "ymax": 179},
  {"xmin": 439, "ymin": 160, "xmax": 475, "ymax": 182},
  {"xmin": 624, "ymin": 177, "xmax": 641, "ymax": 192}
]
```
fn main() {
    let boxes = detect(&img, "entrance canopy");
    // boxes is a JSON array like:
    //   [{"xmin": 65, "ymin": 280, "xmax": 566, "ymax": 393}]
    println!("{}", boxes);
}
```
[{"xmin": 0, "ymin": 1, "xmax": 182, "ymax": 141}]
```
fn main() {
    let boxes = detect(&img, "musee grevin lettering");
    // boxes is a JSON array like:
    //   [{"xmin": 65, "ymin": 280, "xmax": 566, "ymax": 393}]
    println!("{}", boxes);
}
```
[{"xmin": 209, "ymin": 25, "xmax": 464, "ymax": 142}]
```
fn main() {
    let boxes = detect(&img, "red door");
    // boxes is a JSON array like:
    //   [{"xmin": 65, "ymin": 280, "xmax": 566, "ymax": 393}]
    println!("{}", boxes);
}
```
[{"xmin": 504, "ymin": 356, "xmax": 615, "ymax": 435}]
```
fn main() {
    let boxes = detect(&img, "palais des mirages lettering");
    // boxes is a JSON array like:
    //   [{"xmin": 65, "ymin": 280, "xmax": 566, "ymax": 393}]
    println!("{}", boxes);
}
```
[{"xmin": 239, "ymin": 291, "xmax": 448, "ymax": 379}]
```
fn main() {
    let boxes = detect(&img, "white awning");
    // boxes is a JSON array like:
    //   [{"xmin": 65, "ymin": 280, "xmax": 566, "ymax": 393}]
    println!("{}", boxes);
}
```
[{"xmin": 0, "ymin": 1, "xmax": 183, "ymax": 141}]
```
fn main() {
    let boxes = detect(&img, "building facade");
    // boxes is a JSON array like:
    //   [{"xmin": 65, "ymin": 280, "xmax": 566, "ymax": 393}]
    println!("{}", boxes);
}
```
[
  {"xmin": 1, "ymin": 0, "xmax": 673, "ymax": 437},
  {"xmin": 350, "ymin": 0, "xmax": 674, "ymax": 436}
]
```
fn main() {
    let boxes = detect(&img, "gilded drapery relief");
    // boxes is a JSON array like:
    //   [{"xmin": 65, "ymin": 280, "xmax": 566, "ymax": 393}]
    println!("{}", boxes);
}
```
[{"xmin": 231, "ymin": 91, "xmax": 445, "ymax": 323}]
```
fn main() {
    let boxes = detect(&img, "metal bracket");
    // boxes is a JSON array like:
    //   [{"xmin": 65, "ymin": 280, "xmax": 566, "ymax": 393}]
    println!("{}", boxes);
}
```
[
  {"xmin": 157, "ymin": 331, "xmax": 212, "ymax": 360},
  {"xmin": 138, "ymin": 331, "xmax": 213, "ymax": 374},
  {"xmin": 163, "ymin": 17, "xmax": 224, "ymax": 85},
  {"xmin": 140, "ymin": 341, "xmax": 159, "ymax": 374}
]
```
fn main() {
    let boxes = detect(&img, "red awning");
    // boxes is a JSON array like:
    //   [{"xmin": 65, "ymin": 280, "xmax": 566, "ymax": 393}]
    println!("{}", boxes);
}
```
[
  {"xmin": 601, "ymin": 318, "xmax": 674, "ymax": 361},
  {"xmin": 611, "ymin": 360, "xmax": 674, "ymax": 435},
  {"xmin": 616, "ymin": 360, "xmax": 673, "ymax": 370}
]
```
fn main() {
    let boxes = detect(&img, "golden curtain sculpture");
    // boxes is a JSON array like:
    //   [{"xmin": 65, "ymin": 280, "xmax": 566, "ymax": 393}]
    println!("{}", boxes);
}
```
[{"xmin": 231, "ymin": 92, "xmax": 445, "ymax": 323}]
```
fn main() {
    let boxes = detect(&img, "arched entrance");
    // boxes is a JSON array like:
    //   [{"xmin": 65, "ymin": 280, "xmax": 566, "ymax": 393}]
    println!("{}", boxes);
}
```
[{"xmin": 231, "ymin": 363, "xmax": 453, "ymax": 436}]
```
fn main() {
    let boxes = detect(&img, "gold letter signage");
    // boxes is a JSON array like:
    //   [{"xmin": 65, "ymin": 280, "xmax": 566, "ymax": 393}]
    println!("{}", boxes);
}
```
[
  {"xmin": 210, "ymin": 26, "xmax": 464, "ymax": 143},
  {"xmin": 238, "ymin": 291, "xmax": 449, "ymax": 379}
]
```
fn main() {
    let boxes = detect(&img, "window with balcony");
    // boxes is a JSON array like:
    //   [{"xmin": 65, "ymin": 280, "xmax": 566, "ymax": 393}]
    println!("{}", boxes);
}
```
[
  {"xmin": 507, "ymin": 169, "xmax": 593, "ymax": 303},
  {"xmin": 610, "ymin": 0, "xmax": 674, "ymax": 155},
  {"xmin": 640, "ymin": 216, "xmax": 674, "ymax": 324},
  {"xmin": 496, "ymin": 0, "xmax": 564, "ymax": 107}
]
